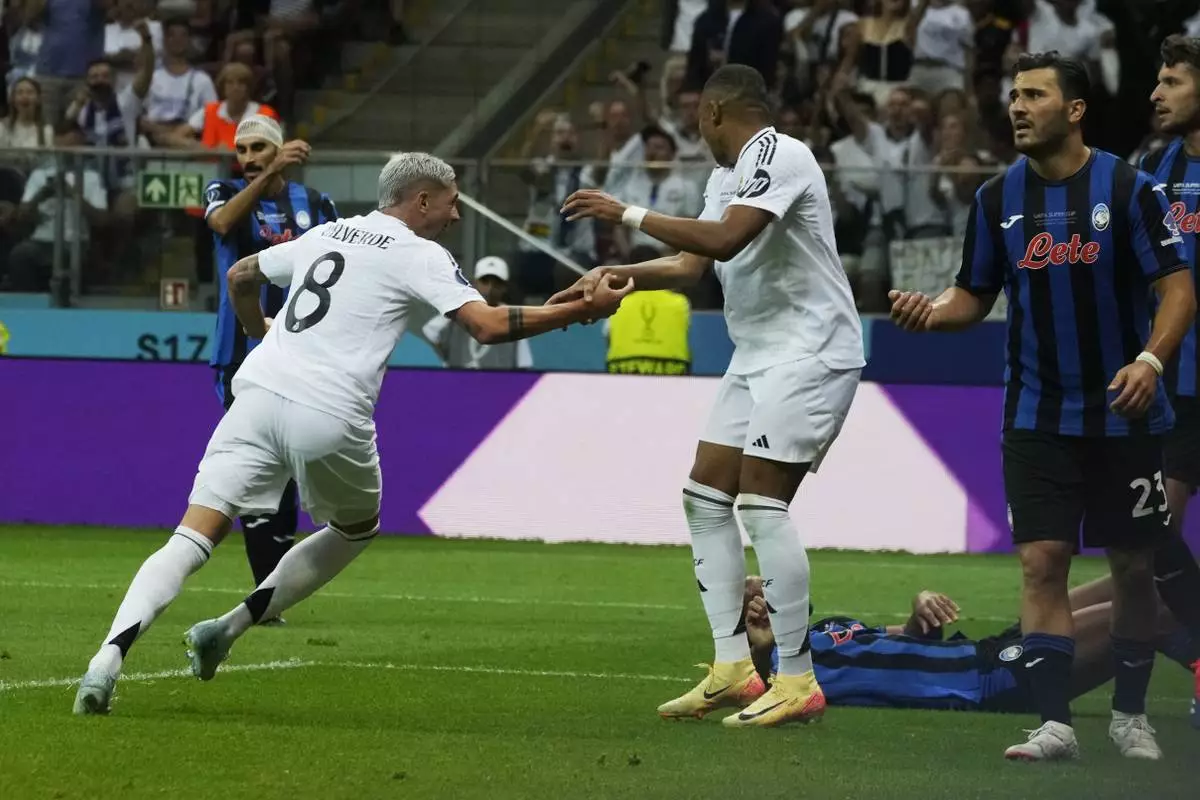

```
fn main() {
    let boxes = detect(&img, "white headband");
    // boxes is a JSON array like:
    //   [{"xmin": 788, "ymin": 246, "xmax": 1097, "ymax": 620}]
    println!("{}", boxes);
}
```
[{"xmin": 234, "ymin": 115, "xmax": 284, "ymax": 148}]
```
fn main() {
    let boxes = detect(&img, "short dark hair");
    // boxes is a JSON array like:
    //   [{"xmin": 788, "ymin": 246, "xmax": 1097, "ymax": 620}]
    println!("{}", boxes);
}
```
[
  {"xmin": 702, "ymin": 64, "xmax": 771, "ymax": 116},
  {"xmin": 1161, "ymin": 34, "xmax": 1200, "ymax": 73},
  {"xmin": 87, "ymin": 57, "xmax": 113, "ymax": 72},
  {"xmin": 640, "ymin": 124, "xmax": 677, "ymax": 152},
  {"xmin": 163, "ymin": 17, "xmax": 191, "ymax": 36},
  {"xmin": 1012, "ymin": 51, "xmax": 1091, "ymax": 102}
]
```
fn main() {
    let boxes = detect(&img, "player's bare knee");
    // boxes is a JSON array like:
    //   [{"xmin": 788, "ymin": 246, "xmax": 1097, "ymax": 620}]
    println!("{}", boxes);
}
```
[
  {"xmin": 179, "ymin": 504, "xmax": 234, "ymax": 545},
  {"xmin": 688, "ymin": 442, "xmax": 742, "ymax": 498},
  {"xmin": 738, "ymin": 455, "xmax": 806, "ymax": 504},
  {"xmin": 1018, "ymin": 542, "xmax": 1072, "ymax": 593},
  {"xmin": 1106, "ymin": 548, "xmax": 1155, "ymax": 586}
]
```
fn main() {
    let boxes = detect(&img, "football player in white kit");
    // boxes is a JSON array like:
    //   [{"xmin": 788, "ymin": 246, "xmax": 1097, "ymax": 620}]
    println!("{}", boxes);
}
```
[
  {"xmin": 554, "ymin": 64, "xmax": 865, "ymax": 727},
  {"xmin": 73, "ymin": 149, "xmax": 633, "ymax": 715}
]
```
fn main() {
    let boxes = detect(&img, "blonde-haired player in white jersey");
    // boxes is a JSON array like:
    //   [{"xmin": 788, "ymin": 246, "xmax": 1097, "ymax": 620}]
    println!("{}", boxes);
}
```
[
  {"xmin": 555, "ymin": 64, "xmax": 865, "ymax": 728},
  {"xmin": 72, "ymin": 150, "xmax": 633, "ymax": 715}
]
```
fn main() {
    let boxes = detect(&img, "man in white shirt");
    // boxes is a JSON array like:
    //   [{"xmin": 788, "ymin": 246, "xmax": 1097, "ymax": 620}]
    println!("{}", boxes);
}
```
[
  {"xmin": 614, "ymin": 125, "xmax": 701, "ymax": 258},
  {"xmin": 659, "ymin": 88, "xmax": 713, "ymax": 195},
  {"xmin": 556, "ymin": 64, "xmax": 864, "ymax": 729},
  {"xmin": 135, "ymin": 19, "xmax": 217, "ymax": 147},
  {"xmin": 421, "ymin": 256, "xmax": 534, "ymax": 370},
  {"xmin": 103, "ymin": 0, "xmax": 162, "ymax": 94},
  {"xmin": 6, "ymin": 124, "xmax": 108, "ymax": 292},
  {"xmin": 72, "ymin": 152, "xmax": 633, "ymax": 715},
  {"xmin": 909, "ymin": 0, "xmax": 975, "ymax": 94}
]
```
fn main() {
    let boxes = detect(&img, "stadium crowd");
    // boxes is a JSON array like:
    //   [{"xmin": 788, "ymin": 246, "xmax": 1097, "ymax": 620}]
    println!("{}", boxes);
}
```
[
  {"xmin": 0, "ymin": 0, "xmax": 407, "ymax": 294},
  {"xmin": 516, "ymin": 0, "xmax": 1200, "ymax": 310}
]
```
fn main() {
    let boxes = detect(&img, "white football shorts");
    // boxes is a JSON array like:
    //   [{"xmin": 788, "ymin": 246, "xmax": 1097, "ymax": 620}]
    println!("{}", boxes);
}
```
[
  {"xmin": 189, "ymin": 386, "xmax": 382, "ymax": 525},
  {"xmin": 701, "ymin": 355, "xmax": 861, "ymax": 470}
]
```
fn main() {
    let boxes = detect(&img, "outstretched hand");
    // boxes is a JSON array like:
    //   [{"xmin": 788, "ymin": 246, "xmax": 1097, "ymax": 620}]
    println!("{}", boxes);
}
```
[
  {"xmin": 561, "ymin": 190, "xmax": 627, "ymax": 224},
  {"xmin": 888, "ymin": 289, "xmax": 936, "ymax": 332},
  {"xmin": 587, "ymin": 274, "xmax": 635, "ymax": 319},
  {"xmin": 545, "ymin": 267, "xmax": 611, "ymax": 306},
  {"xmin": 911, "ymin": 591, "xmax": 959, "ymax": 635}
]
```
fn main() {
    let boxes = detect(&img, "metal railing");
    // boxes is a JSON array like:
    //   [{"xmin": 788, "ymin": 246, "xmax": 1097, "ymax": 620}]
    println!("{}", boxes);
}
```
[{"xmin": 0, "ymin": 145, "xmax": 1009, "ymax": 310}]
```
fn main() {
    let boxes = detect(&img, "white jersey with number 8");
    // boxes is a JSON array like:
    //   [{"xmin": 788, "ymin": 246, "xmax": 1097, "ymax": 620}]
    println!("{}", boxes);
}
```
[{"xmin": 233, "ymin": 211, "xmax": 483, "ymax": 424}]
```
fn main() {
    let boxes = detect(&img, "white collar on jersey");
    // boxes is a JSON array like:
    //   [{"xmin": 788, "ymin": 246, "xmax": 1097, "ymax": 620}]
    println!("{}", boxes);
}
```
[
  {"xmin": 369, "ymin": 209, "xmax": 413, "ymax": 232},
  {"xmin": 735, "ymin": 126, "xmax": 777, "ymax": 166}
]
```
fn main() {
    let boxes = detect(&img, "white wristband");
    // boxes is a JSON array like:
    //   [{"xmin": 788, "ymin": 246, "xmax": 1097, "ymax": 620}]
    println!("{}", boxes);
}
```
[
  {"xmin": 621, "ymin": 205, "xmax": 648, "ymax": 230},
  {"xmin": 1136, "ymin": 351, "xmax": 1164, "ymax": 376}
]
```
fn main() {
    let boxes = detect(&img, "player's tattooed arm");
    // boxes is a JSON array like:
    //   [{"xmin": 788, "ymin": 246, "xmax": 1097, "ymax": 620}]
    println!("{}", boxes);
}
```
[
  {"xmin": 227, "ymin": 254, "xmax": 271, "ymax": 339},
  {"xmin": 453, "ymin": 275, "xmax": 635, "ymax": 343},
  {"xmin": 546, "ymin": 252, "xmax": 710, "ymax": 306}
]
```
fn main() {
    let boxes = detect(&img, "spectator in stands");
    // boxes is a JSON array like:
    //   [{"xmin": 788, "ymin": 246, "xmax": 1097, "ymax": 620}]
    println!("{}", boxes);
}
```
[
  {"xmin": 104, "ymin": 0, "xmax": 163, "ymax": 94},
  {"xmin": 224, "ymin": 35, "xmax": 276, "ymax": 107},
  {"xmin": 968, "ymin": 0, "xmax": 1015, "ymax": 80},
  {"xmin": 262, "ymin": 0, "xmax": 320, "ymax": 120},
  {"xmin": 164, "ymin": 62, "xmax": 280, "ymax": 149},
  {"xmin": 598, "ymin": 95, "xmax": 643, "ymax": 197},
  {"xmin": 613, "ymin": 125, "xmax": 701, "ymax": 260},
  {"xmin": 7, "ymin": 0, "xmax": 45, "ymax": 94},
  {"xmin": 828, "ymin": 84, "xmax": 893, "ymax": 311},
  {"xmin": 35, "ymin": 0, "xmax": 106, "ymax": 126},
  {"xmin": 68, "ymin": 28, "xmax": 151, "ymax": 274},
  {"xmin": 0, "ymin": 78, "xmax": 53, "ymax": 153},
  {"xmin": 908, "ymin": 0, "xmax": 974, "ymax": 94},
  {"xmin": 515, "ymin": 110, "xmax": 595, "ymax": 297},
  {"xmin": 69, "ymin": 23, "xmax": 152, "ymax": 151},
  {"xmin": 856, "ymin": 0, "xmax": 919, "ymax": 108},
  {"xmin": 662, "ymin": 0, "xmax": 709, "ymax": 54},
  {"xmin": 900, "ymin": 89, "xmax": 946, "ymax": 239},
  {"xmin": 421, "ymin": 256, "xmax": 534, "ymax": 370},
  {"xmin": 786, "ymin": 0, "xmax": 860, "ymax": 91},
  {"xmin": 135, "ymin": 18, "xmax": 217, "ymax": 147},
  {"xmin": 656, "ymin": 86, "xmax": 710, "ymax": 191},
  {"xmin": 687, "ymin": 0, "xmax": 783, "ymax": 92},
  {"xmin": 928, "ymin": 111, "xmax": 976, "ymax": 231},
  {"xmin": 5, "ymin": 122, "xmax": 107, "ymax": 292},
  {"xmin": 972, "ymin": 66, "xmax": 1013, "ymax": 161}
]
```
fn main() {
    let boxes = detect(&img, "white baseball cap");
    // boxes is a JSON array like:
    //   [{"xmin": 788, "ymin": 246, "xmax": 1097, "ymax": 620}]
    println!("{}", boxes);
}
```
[{"xmin": 474, "ymin": 256, "xmax": 509, "ymax": 282}]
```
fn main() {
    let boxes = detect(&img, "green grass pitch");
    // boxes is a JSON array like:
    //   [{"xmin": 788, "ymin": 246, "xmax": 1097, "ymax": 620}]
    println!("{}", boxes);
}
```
[{"xmin": 0, "ymin": 526, "xmax": 1195, "ymax": 799}]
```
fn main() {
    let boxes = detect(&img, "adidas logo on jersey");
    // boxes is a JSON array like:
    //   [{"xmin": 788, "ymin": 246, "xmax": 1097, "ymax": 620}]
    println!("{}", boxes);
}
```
[{"xmin": 751, "ymin": 435, "xmax": 770, "ymax": 449}]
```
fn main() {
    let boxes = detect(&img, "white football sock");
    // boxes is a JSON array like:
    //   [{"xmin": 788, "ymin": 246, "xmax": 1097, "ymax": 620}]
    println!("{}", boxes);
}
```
[
  {"xmin": 88, "ymin": 527, "xmax": 213, "ymax": 675},
  {"xmin": 219, "ymin": 524, "xmax": 378, "ymax": 639},
  {"xmin": 737, "ymin": 494, "xmax": 813, "ymax": 676},
  {"xmin": 683, "ymin": 480, "xmax": 750, "ymax": 663}
]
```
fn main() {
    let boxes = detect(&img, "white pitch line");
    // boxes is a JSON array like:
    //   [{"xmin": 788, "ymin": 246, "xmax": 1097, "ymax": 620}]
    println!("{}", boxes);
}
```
[
  {"xmin": 0, "ymin": 659, "xmax": 690, "ymax": 694},
  {"xmin": 0, "ymin": 660, "xmax": 1188, "ymax": 707},
  {"xmin": 0, "ymin": 659, "xmax": 312, "ymax": 692},
  {"xmin": 0, "ymin": 580, "xmax": 1017, "ymax": 623}
]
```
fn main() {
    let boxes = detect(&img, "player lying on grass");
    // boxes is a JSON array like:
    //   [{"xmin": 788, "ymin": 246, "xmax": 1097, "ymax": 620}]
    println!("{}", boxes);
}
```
[
  {"xmin": 72, "ymin": 149, "xmax": 633, "ymax": 715},
  {"xmin": 737, "ymin": 576, "xmax": 1199, "ymax": 716}
]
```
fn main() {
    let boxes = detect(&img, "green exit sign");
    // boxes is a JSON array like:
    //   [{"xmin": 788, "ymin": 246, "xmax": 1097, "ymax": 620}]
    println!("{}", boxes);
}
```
[{"xmin": 138, "ymin": 171, "xmax": 204, "ymax": 209}]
